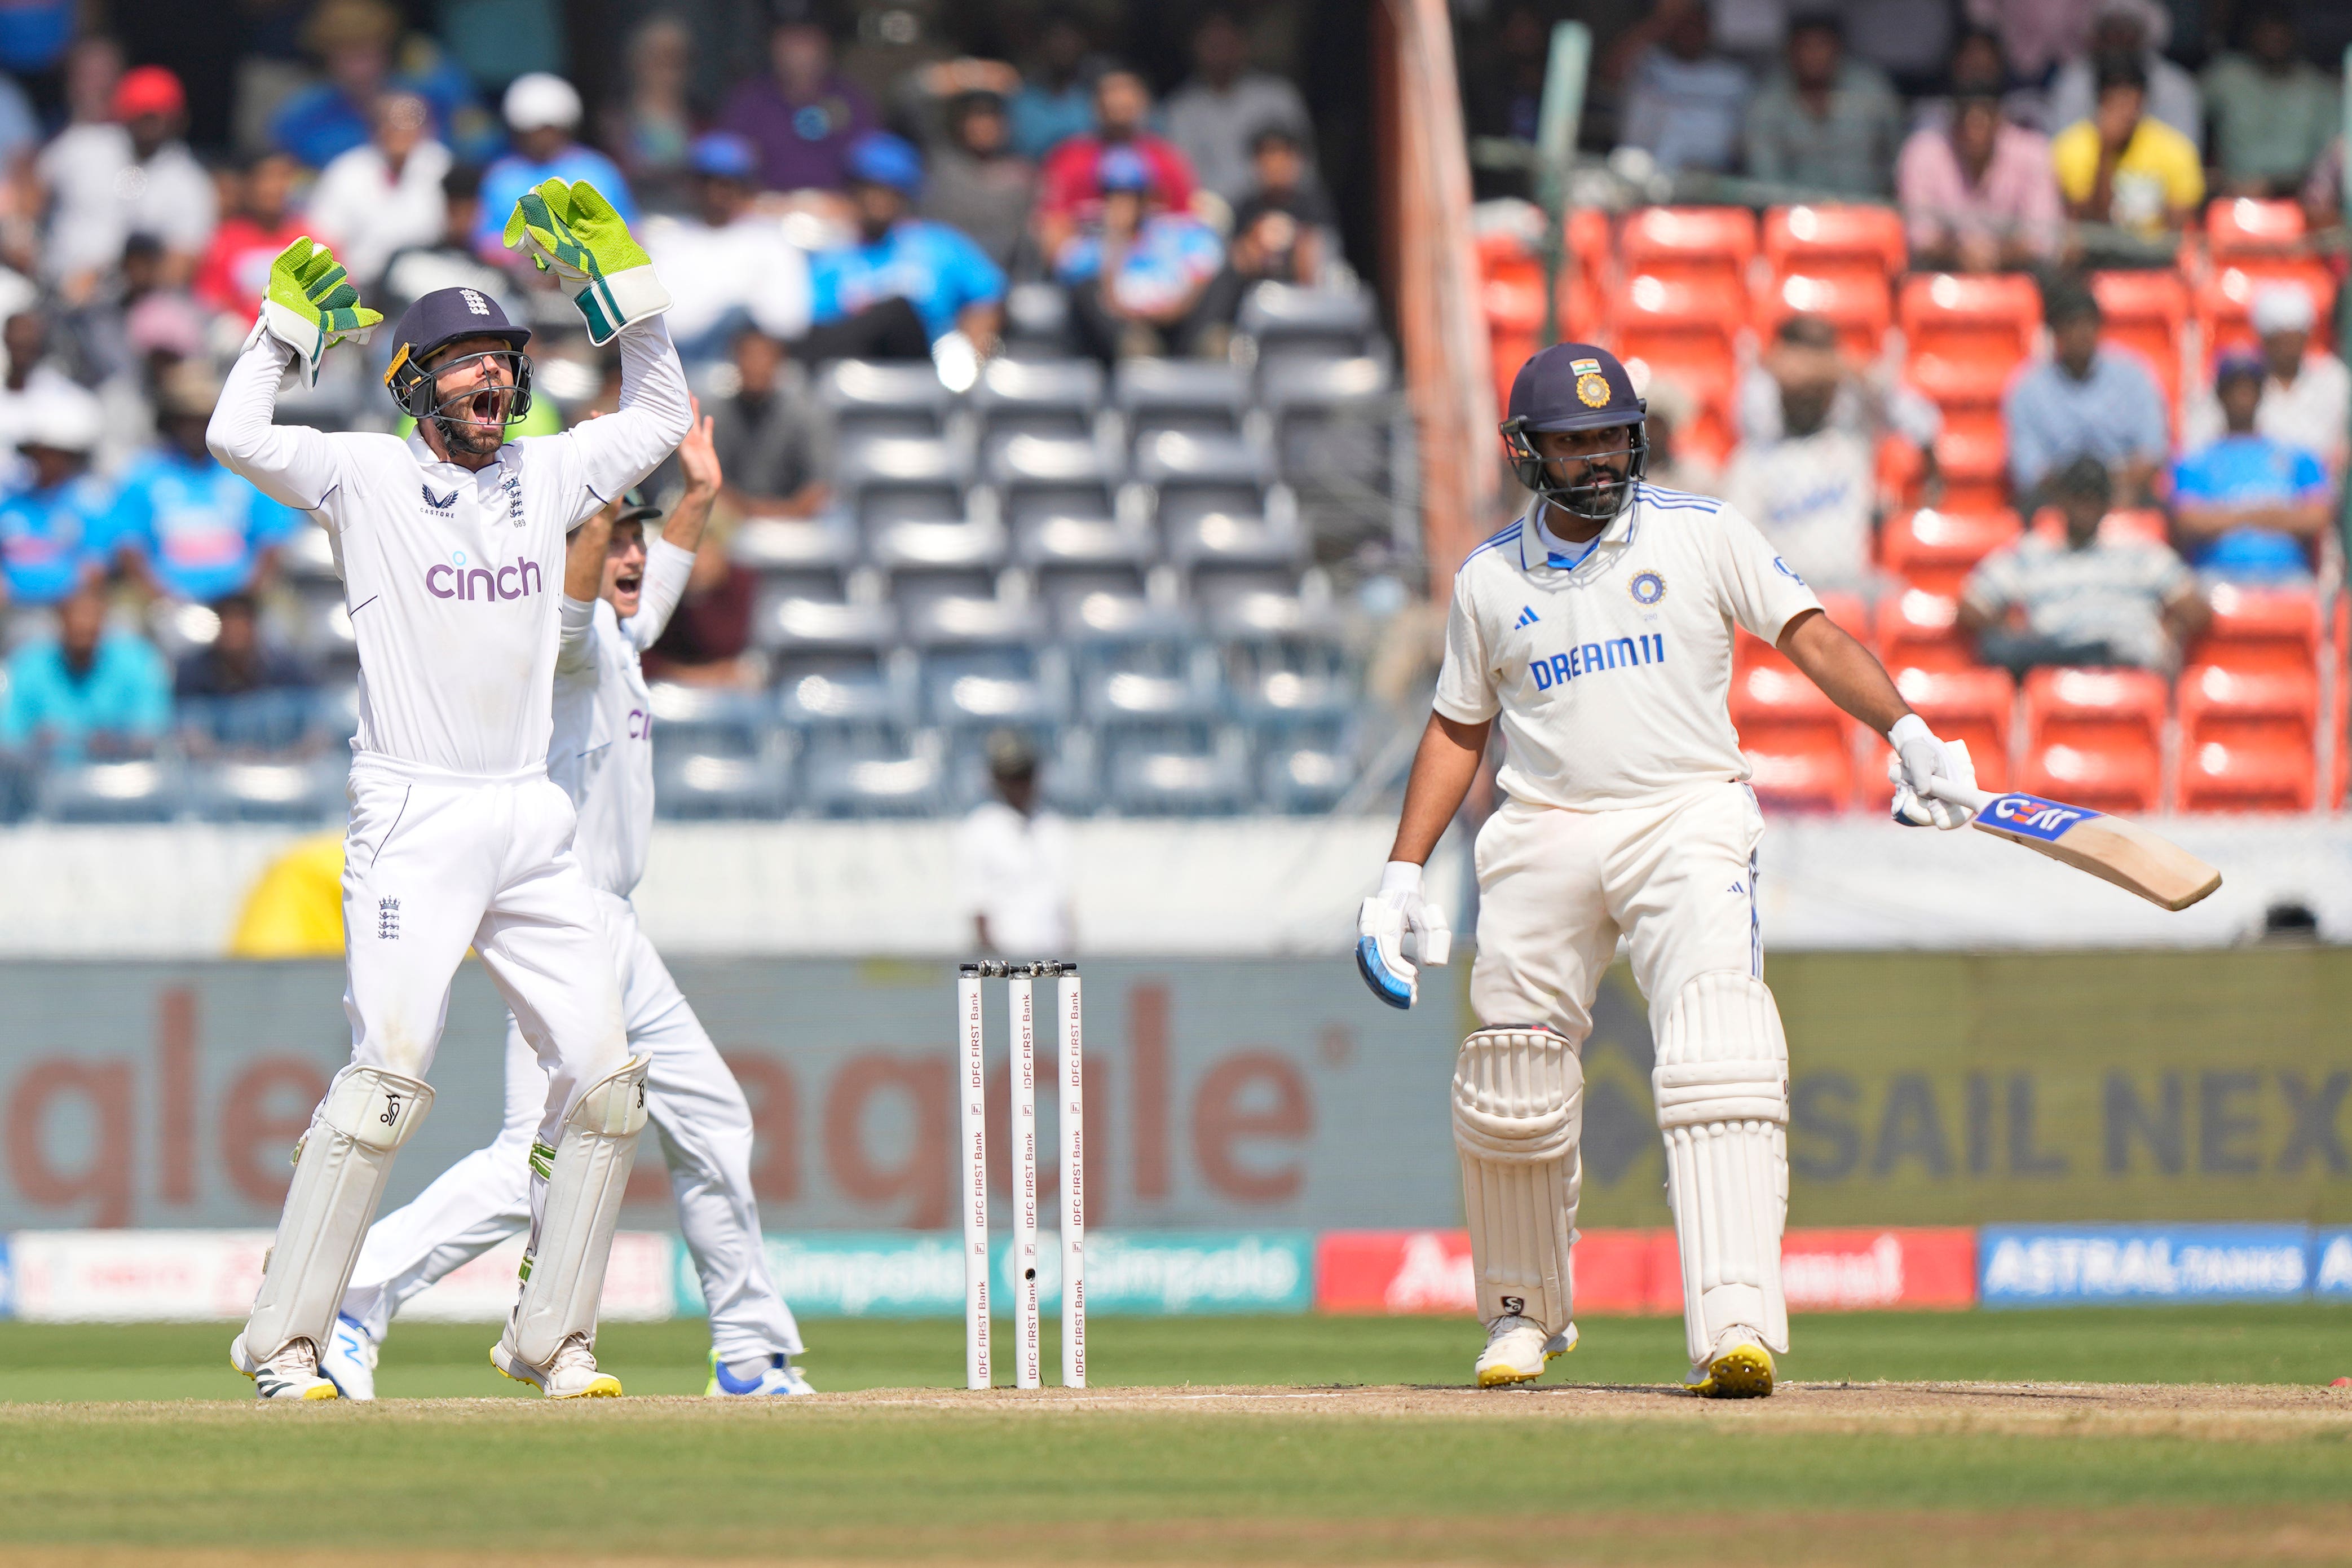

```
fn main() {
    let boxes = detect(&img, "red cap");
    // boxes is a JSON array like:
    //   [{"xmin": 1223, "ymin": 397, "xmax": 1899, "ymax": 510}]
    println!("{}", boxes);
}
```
[{"xmin": 112, "ymin": 66, "xmax": 186, "ymax": 122}]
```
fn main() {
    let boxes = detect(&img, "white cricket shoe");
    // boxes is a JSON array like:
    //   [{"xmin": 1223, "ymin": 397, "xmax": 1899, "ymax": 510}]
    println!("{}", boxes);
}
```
[
  {"xmin": 320, "ymin": 1314, "xmax": 378, "ymax": 1401},
  {"xmin": 230, "ymin": 1333, "xmax": 338, "ymax": 1402},
  {"xmin": 705, "ymin": 1350, "xmax": 816, "ymax": 1397},
  {"xmin": 1685, "ymin": 1326, "xmax": 1776, "ymax": 1399},
  {"xmin": 491, "ymin": 1331, "xmax": 622, "ymax": 1399},
  {"xmin": 1474, "ymin": 1315, "xmax": 1577, "ymax": 1388}
]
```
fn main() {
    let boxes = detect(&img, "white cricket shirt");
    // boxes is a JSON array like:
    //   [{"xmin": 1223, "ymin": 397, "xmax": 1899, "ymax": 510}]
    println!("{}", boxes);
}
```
[
  {"xmin": 549, "ymin": 539, "xmax": 696, "ymax": 896},
  {"xmin": 208, "ymin": 315, "xmax": 692, "ymax": 779},
  {"xmin": 1433, "ymin": 482, "xmax": 1823, "ymax": 810},
  {"xmin": 956, "ymin": 801, "xmax": 1074, "ymax": 956}
]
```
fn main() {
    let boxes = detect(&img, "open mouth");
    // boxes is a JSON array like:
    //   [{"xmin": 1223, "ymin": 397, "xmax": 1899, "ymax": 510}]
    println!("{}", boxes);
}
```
[{"xmin": 615, "ymin": 571, "xmax": 643, "ymax": 595}]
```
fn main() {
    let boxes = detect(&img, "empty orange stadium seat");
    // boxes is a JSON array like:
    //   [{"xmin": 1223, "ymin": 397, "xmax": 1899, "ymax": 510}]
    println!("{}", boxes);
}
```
[
  {"xmin": 2204, "ymin": 197, "xmax": 2305, "ymax": 258},
  {"xmin": 1762, "ymin": 205, "xmax": 1907, "ymax": 286},
  {"xmin": 1744, "ymin": 741, "xmax": 1856, "ymax": 812},
  {"xmin": 1759, "ymin": 272, "xmax": 1892, "ymax": 360},
  {"xmin": 1880, "ymin": 507, "xmax": 2020, "ymax": 597},
  {"xmin": 1613, "ymin": 275, "xmax": 1745, "ymax": 461},
  {"xmin": 2174, "ymin": 664, "xmax": 2319, "ymax": 815},
  {"xmin": 2177, "ymin": 740, "xmax": 2314, "ymax": 812},
  {"xmin": 1877, "ymin": 589, "xmax": 1974, "ymax": 673},
  {"xmin": 1900, "ymin": 273, "xmax": 2041, "ymax": 370},
  {"xmin": 2090, "ymin": 270, "xmax": 2187, "ymax": 425},
  {"xmin": 1733, "ymin": 662, "xmax": 1857, "ymax": 812},
  {"xmin": 1859, "ymin": 665, "xmax": 2016, "ymax": 807},
  {"xmin": 2190, "ymin": 584, "xmax": 2322, "ymax": 674},
  {"xmin": 1621, "ymin": 206, "xmax": 1757, "ymax": 294},
  {"xmin": 2021, "ymin": 667, "xmax": 2168, "ymax": 813},
  {"xmin": 1930, "ymin": 428, "xmax": 2010, "ymax": 514},
  {"xmin": 2199, "ymin": 263, "xmax": 2337, "ymax": 354}
]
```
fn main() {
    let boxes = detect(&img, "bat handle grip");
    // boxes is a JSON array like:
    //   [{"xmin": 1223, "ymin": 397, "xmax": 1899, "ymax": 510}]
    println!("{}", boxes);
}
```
[{"xmin": 1921, "ymin": 776, "xmax": 1996, "ymax": 812}]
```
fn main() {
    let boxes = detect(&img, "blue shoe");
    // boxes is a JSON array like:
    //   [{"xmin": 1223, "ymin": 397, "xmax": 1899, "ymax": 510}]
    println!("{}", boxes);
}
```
[
  {"xmin": 320, "ymin": 1313, "xmax": 378, "ymax": 1401},
  {"xmin": 705, "ymin": 1350, "xmax": 814, "ymax": 1397}
]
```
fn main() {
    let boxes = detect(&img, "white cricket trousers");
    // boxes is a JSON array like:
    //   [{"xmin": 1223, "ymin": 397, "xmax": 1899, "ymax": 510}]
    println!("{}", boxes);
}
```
[
  {"xmin": 339, "ymin": 760, "xmax": 626, "ymax": 1145},
  {"xmin": 1471, "ymin": 783, "xmax": 1766, "ymax": 1040},
  {"xmin": 343, "ymin": 888, "xmax": 803, "ymax": 1363}
]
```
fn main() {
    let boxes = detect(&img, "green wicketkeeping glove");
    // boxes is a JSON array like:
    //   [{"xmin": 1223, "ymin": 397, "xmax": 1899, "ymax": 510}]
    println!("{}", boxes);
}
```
[
  {"xmin": 261, "ymin": 237, "xmax": 381, "ymax": 386},
  {"xmin": 502, "ymin": 177, "xmax": 670, "ymax": 346}
]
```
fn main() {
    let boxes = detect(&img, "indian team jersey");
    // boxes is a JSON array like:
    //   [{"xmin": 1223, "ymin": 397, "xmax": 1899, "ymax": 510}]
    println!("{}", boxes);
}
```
[
  {"xmin": 1433, "ymin": 483, "xmax": 1822, "ymax": 810},
  {"xmin": 210, "ymin": 317, "xmax": 691, "ymax": 779},
  {"xmin": 548, "ymin": 539, "xmax": 696, "ymax": 896}
]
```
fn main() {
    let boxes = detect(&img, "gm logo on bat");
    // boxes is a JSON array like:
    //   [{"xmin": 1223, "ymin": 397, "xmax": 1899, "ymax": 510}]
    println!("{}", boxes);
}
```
[{"xmin": 1985, "ymin": 792, "xmax": 2105, "ymax": 842}]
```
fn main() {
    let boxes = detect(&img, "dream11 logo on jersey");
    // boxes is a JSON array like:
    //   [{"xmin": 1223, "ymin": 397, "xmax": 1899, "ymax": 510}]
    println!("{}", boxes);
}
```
[{"xmin": 426, "ymin": 547, "xmax": 544, "ymax": 603}]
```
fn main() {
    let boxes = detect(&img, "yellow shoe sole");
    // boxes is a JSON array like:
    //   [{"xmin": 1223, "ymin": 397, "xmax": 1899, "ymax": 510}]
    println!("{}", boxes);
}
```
[
  {"xmin": 490, "ymin": 1345, "xmax": 623, "ymax": 1398},
  {"xmin": 1692, "ymin": 1344, "xmax": 1775, "ymax": 1399},
  {"xmin": 1476, "ymin": 1335, "xmax": 1573, "ymax": 1388}
]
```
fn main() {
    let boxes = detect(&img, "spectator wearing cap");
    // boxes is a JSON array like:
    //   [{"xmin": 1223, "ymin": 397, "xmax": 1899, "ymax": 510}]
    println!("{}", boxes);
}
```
[
  {"xmin": 711, "ymin": 326, "xmax": 831, "ymax": 519},
  {"xmin": 36, "ymin": 64, "xmax": 215, "ymax": 302},
  {"xmin": 805, "ymin": 132, "xmax": 1005, "ymax": 360},
  {"xmin": 268, "ymin": 0, "xmax": 489, "ymax": 171},
  {"xmin": 0, "ymin": 578, "xmax": 171, "ymax": 763},
  {"xmin": 1164, "ymin": 8, "xmax": 1316, "ymax": 206},
  {"xmin": 2170, "ymin": 352, "xmax": 2334, "ymax": 583},
  {"xmin": 957, "ymin": 728, "xmax": 1073, "ymax": 957},
  {"xmin": 1228, "ymin": 125, "xmax": 1338, "ymax": 287},
  {"xmin": 1056, "ymin": 146, "xmax": 1232, "ymax": 365},
  {"xmin": 2045, "ymin": 0, "xmax": 2204, "ymax": 154},
  {"xmin": 1618, "ymin": 5, "xmax": 1750, "ymax": 177},
  {"xmin": 2051, "ymin": 53, "xmax": 2202, "ymax": 248},
  {"xmin": 1897, "ymin": 87, "xmax": 2062, "ymax": 270},
  {"xmin": 1960, "ymin": 455, "xmax": 2207, "ymax": 677},
  {"xmin": 0, "ymin": 385, "xmax": 115, "ymax": 612},
  {"xmin": 173, "ymin": 591, "xmax": 320, "ymax": 757},
  {"xmin": 1742, "ymin": 12, "xmax": 1904, "ymax": 198},
  {"xmin": 642, "ymin": 133, "xmax": 812, "ymax": 362},
  {"xmin": 2004, "ymin": 283, "xmax": 2169, "ymax": 502},
  {"xmin": 308, "ymin": 92, "xmax": 454, "ymax": 291},
  {"xmin": 108, "ymin": 364, "xmax": 303, "ymax": 606},
  {"xmin": 474, "ymin": 73, "xmax": 637, "ymax": 263},
  {"xmin": 720, "ymin": 7, "xmax": 880, "ymax": 194},
  {"xmin": 2185, "ymin": 285, "xmax": 2350, "ymax": 474},
  {"xmin": 1010, "ymin": 10, "xmax": 1106, "ymax": 160},
  {"xmin": 0, "ymin": 310, "xmax": 82, "ymax": 471},
  {"xmin": 1035, "ymin": 71, "xmax": 1200, "ymax": 266},
  {"xmin": 2203, "ymin": 5, "xmax": 2341, "ymax": 200},
  {"xmin": 919, "ymin": 90, "xmax": 1038, "ymax": 271},
  {"xmin": 194, "ymin": 152, "xmax": 308, "ymax": 323}
]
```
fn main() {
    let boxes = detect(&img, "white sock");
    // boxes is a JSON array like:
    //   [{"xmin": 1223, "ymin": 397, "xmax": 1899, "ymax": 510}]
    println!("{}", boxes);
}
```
[{"xmin": 725, "ymin": 1355, "xmax": 775, "ymax": 1382}]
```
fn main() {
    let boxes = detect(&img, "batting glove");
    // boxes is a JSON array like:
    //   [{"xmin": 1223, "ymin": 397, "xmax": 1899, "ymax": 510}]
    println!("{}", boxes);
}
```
[
  {"xmin": 502, "ymin": 177, "xmax": 670, "ymax": 346},
  {"xmin": 1356, "ymin": 860, "xmax": 1452, "ymax": 1010},
  {"xmin": 1887, "ymin": 714, "xmax": 1978, "ymax": 830},
  {"xmin": 261, "ymin": 237, "xmax": 382, "ymax": 387}
]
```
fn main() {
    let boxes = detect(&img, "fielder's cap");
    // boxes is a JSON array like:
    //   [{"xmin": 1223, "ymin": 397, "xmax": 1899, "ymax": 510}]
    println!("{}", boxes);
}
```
[
  {"xmin": 19, "ymin": 385, "xmax": 102, "ymax": 453},
  {"xmin": 615, "ymin": 486, "xmax": 662, "ymax": 526},
  {"xmin": 689, "ymin": 131, "xmax": 760, "ymax": 180},
  {"xmin": 1507, "ymin": 342, "xmax": 1644, "ymax": 432},
  {"xmin": 388, "ymin": 286, "xmax": 531, "ymax": 381},
  {"xmin": 1097, "ymin": 144, "xmax": 1154, "ymax": 193},
  {"xmin": 2214, "ymin": 347, "xmax": 2266, "ymax": 387},
  {"xmin": 503, "ymin": 71, "xmax": 583, "ymax": 132},
  {"xmin": 2251, "ymin": 281, "xmax": 2316, "ymax": 335},
  {"xmin": 844, "ymin": 130, "xmax": 923, "ymax": 193},
  {"xmin": 112, "ymin": 66, "xmax": 185, "ymax": 122}
]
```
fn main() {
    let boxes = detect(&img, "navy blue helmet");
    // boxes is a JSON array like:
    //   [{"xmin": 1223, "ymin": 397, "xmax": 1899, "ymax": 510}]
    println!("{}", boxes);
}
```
[{"xmin": 1499, "ymin": 342, "xmax": 1648, "ymax": 523}]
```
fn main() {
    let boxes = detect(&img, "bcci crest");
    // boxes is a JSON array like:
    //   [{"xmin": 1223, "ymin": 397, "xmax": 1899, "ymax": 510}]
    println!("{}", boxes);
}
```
[
  {"xmin": 1575, "ymin": 372, "xmax": 1610, "ymax": 408},
  {"xmin": 1629, "ymin": 570, "xmax": 1666, "ymax": 605}
]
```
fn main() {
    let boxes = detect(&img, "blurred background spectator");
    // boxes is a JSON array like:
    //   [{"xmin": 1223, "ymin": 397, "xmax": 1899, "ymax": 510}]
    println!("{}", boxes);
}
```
[
  {"xmin": 721, "ymin": 3, "xmax": 877, "ymax": 195},
  {"xmin": 2051, "ymin": 54, "xmax": 2201, "ymax": 253},
  {"xmin": 0, "ymin": 578, "xmax": 169, "ymax": 762},
  {"xmin": 642, "ymin": 529, "xmax": 758, "ymax": 688},
  {"xmin": 1164, "ymin": 8, "xmax": 1314, "ymax": 208},
  {"xmin": 2004, "ymin": 282, "xmax": 2169, "ymax": 504},
  {"xmin": 807, "ymin": 132, "xmax": 1002, "ymax": 361},
  {"xmin": 957, "ymin": 728, "xmax": 1073, "ymax": 957},
  {"xmin": 711, "ymin": 326, "xmax": 829, "ymax": 519},
  {"xmin": 1035, "ymin": 69, "xmax": 1196, "ymax": 263},
  {"xmin": 108, "ymin": 364, "xmax": 300, "ymax": 606},
  {"xmin": 376, "ymin": 163, "xmax": 510, "ymax": 324},
  {"xmin": 2044, "ymin": 1, "xmax": 2203, "ymax": 153},
  {"xmin": 1008, "ymin": 9, "xmax": 1104, "ymax": 159},
  {"xmin": 2170, "ymin": 352, "xmax": 2332, "ymax": 584},
  {"xmin": 307, "ymin": 92, "xmax": 452, "ymax": 291},
  {"xmin": 602, "ymin": 14, "xmax": 697, "ymax": 213},
  {"xmin": 1742, "ymin": 12, "xmax": 1902, "ymax": 198},
  {"xmin": 194, "ymin": 152, "xmax": 305, "ymax": 323},
  {"xmin": 2202, "ymin": 5, "xmax": 2341, "ymax": 198},
  {"xmin": 1618, "ymin": 4, "xmax": 1750, "ymax": 176},
  {"xmin": 38, "ymin": 65, "xmax": 213, "ymax": 303},
  {"xmin": 1896, "ymin": 87, "xmax": 2059, "ymax": 271},
  {"xmin": 475, "ymin": 73, "xmax": 633, "ymax": 262},
  {"xmin": 2182, "ymin": 285, "xmax": 2348, "ymax": 476},
  {"xmin": 172, "ymin": 590, "xmax": 319, "ymax": 758},
  {"xmin": 0, "ymin": 309, "xmax": 78, "ymax": 460},
  {"xmin": 1960, "ymin": 456, "xmax": 2208, "ymax": 677},
  {"xmin": 643, "ymin": 132, "xmax": 811, "ymax": 361},
  {"xmin": 918, "ymin": 88, "xmax": 1036, "ymax": 272},
  {"xmin": 268, "ymin": 0, "xmax": 485, "ymax": 171},
  {"xmin": 1719, "ymin": 322, "xmax": 1882, "ymax": 594},
  {"xmin": 0, "ymin": 386, "xmax": 110, "ymax": 612},
  {"xmin": 1229, "ymin": 126, "xmax": 1337, "ymax": 290},
  {"xmin": 1637, "ymin": 378, "xmax": 1719, "ymax": 496},
  {"xmin": 1058, "ymin": 147, "xmax": 1230, "ymax": 365}
]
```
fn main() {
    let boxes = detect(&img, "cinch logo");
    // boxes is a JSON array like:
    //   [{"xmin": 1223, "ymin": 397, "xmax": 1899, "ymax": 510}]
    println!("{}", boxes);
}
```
[
  {"xmin": 1529, "ymin": 632, "xmax": 1665, "ymax": 692},
  {"xmin": 1988, "ymin": 792, "xmax": 2099, "ymax": 841},
  {"xmin": 426, "ymin": 551, "xmax": 544, "ymax": 602}
]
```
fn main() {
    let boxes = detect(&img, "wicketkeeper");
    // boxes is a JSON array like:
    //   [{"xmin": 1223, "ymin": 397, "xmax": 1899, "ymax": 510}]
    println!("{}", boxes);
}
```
[
  {"xmin": 1358, "ymin": 344, "xmax": 1978, "ymax": 1396},
  {"xmin": 211, "ymin": 180, "xmax": 690, "ymax": 1399}
]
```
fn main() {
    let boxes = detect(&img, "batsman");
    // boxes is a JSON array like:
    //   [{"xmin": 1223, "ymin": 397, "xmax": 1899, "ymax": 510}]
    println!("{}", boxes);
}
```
[{"xmin": 1357, "ymin": 344, "xmax": 1978, "ymax": 1397}]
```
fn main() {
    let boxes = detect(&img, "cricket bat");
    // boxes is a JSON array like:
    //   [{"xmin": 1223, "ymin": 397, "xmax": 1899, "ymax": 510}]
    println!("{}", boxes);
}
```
[{"xmin": 1923, "ymin": 780, "xmax": 2222, "ymax": 912}]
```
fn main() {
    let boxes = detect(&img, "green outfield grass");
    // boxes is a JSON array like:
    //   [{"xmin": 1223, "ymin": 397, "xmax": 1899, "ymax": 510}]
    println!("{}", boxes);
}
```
[{"xmin": 1, "ymin": 1310, "xmax": 2347, "ymax": 1565}]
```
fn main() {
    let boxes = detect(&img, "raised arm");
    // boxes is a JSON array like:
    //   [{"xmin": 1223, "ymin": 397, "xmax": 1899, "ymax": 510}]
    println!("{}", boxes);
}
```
[
  {"xmin": 558, "ymin": 502, "xmax": 615, "ymax": 676},
  {"xmin": 563, "ymin": 317, "xmax": 693, "ymax": 519},
  {"xmin": 626, "ymin": 397, "xmax": 717, "ymax": 651},
  {"xmin": 208, "ymin": 328, "xmax": 344, "ymax": 514}
]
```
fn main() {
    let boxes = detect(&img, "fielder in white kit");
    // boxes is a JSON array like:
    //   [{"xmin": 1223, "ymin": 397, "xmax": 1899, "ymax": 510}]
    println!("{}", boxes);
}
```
[
  {"xmin": 211, "ymin": 184, "xmax": 690, "ymax": 1400},
  {"xmin": 1356, "ymin": 344, "xmax": 1979, "ymax": 1397},
  {"xmin": 320, "ymin": 409, "xmax": 811, "ymax": 1400}
]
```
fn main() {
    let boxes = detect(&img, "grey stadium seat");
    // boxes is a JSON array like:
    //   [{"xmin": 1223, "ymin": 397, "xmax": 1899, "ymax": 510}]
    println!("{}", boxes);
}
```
[
  {"xmin": 1114, "ymin": 358, "xmax": 1249, "ymax": 443},
  {"xmin": 1259, "ymin": 740, "xmax": 1356, "ymax": 812},
  {"xmin": 839, "ymin": 435, "xmax": 972, "ymax": 532},
  {"xmin": 871, "ymin": 516, "xmax": 1009, "ymax": 608},
  {"xmin": 818, "ymin": 359, "xmax": 958, "ymax": 440},
  {"xmin": 973, "ymin": 357, "xmax": 1101, "ymax": 446},
  {"xmin": 1103, "ymin": 729, "xmax": 1255, "ymax": 815},
  {"xmin": 731, "ymin": 519, "xmax": 860, "ymax": 602},
  {"xmin": 37, "ymin": 758, "xmax": 182, "ymax": 823},
  {"xmin": 801, "ymin": 731, "xmax": 948, "ymax": 816},
  {"xmin": 990, "ymin": 434, "xmax": 1120, "ymax": 529},
  {"xmin": 1238, "ymin": 282, "xmax": 1377, "ymax": 364},
  {"xmin": 752, "ymin": 596, "xmax": 898, "ymax": 656},
  {"xmin": 188, "ymin": 757, "xmax": 347, "ymax": 824}
]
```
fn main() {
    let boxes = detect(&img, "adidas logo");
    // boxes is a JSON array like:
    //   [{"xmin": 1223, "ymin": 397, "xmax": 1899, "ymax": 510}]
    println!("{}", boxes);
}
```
[{"xmin": 1514, "ymin": 606, "xmax": 1539, "ymax": 628}]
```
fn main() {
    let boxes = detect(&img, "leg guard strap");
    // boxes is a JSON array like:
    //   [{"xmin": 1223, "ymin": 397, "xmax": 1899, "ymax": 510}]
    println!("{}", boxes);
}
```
[{"xmin": 1453, "ymin": 1026, "xmax": 1582, "ymax": 1335}]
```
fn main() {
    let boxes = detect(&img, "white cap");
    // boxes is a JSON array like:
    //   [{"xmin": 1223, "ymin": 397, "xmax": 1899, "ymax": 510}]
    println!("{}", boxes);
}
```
[
  {"xmin": 502, "ymin": 72, "xmax": 582, "ymax": 132},
  {"xmin": 2250, "ymin": 282, "xmax": 2316, "ymax": 337},
  {"xmin": 21, "ymin": 385, "xmax": 103, "ymax": 453}
]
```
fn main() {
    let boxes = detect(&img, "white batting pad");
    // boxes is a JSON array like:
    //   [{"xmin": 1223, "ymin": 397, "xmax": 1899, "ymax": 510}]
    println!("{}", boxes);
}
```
[
  {"xmin": 507, "ymin": 1054, "xmax": 651, "ymax": 1369},
  {"xmin": 241, "ymin": 1066, "xmax": 434, "ymax": 1364},
  {"xmin": 1452, "ymin": 1026, "xmax": 1582, "ymax": 1335},
  {"xmin": 1653, "ymin": 973, "xmax": 1790, "ymax": 1363}
]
